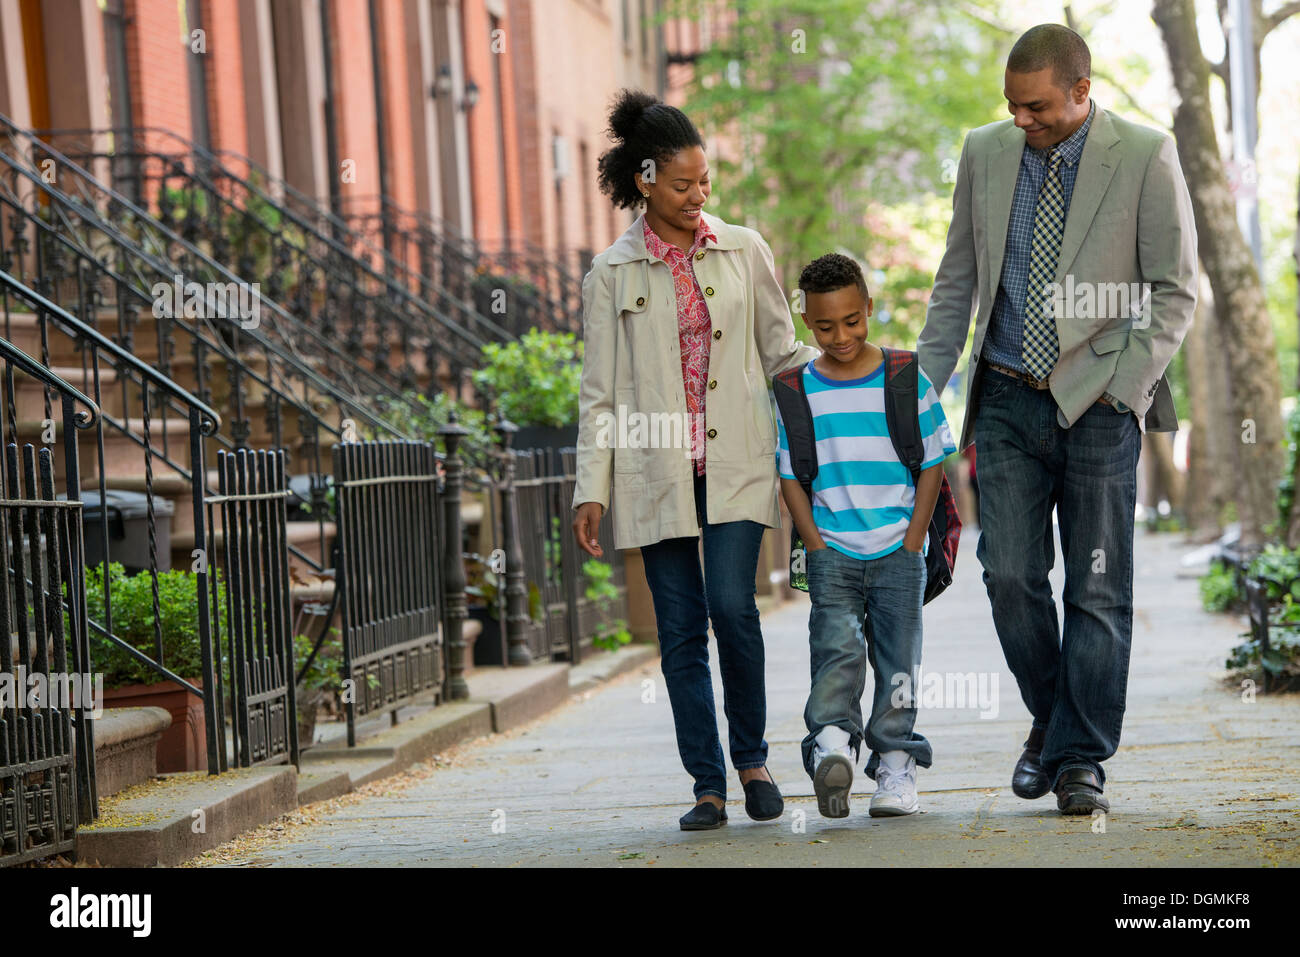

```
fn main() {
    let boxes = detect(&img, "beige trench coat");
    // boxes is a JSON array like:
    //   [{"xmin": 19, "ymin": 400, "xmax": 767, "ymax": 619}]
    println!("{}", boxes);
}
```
[{"xmin": 571, "ymin": 211, "xmax": 820, "ymax": 550}]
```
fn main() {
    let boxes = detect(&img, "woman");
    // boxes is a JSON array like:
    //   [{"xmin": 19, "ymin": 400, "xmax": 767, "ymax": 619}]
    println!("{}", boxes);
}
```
[{"xmin": 571, "ymin": 89, "xmax": 819, "ymax": 830}]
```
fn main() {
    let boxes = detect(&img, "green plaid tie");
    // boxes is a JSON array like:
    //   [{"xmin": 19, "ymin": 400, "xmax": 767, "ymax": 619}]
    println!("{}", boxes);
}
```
[{"xmin": 1022, "ymin": 148, "xmax": 1065, "ymax": 379}]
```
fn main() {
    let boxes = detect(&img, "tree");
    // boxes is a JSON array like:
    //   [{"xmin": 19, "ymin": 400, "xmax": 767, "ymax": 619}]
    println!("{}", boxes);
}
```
[
  {"xmin": 669, "ymin": 0, "xmax": 1006, "ymax": 341},
  {"xmin": 1152, "ymin": 0, "xmax": 1286, "ymax": 545}
]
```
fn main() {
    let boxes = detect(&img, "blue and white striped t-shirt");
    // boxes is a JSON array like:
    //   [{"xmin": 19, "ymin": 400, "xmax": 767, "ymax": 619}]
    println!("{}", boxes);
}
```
[{"xmin": 776, "ymin": 359, "xmax": 957, "ymax": 560}]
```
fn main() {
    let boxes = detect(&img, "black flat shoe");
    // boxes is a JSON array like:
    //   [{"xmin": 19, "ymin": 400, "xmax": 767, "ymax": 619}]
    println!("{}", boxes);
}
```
[
  {"xmin": 1012, "ymin": 727, "xmax": 1050, "ymax": 799},
  {"xmin": 1055, "ymin": 767, "xmax": 1110, "ymax": 815},
  {"xmin": 743, "ymin": 774, "xmax": 784, "ymax": 822},
  {"xmin": 679, "ymin": 802, "xmax": 728, "ymax": 830}
]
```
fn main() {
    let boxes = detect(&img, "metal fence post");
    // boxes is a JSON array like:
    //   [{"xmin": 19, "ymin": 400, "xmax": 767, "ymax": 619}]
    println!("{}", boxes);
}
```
[
  {"xmin": 496, "ymin": 416, "xmax": 532, "ymax": 666},
  {"xmin": 439, "ymin": 413, "xmax": 471, "ymax": 698}
]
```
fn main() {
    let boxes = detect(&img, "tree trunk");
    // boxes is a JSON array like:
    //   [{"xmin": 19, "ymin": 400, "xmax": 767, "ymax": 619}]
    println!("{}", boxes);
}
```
[
  {"xmin": 1142, "ymin": 431, "xmax": 1185, "ymax": 516},
  {"xmin": 1153, "ymin": 0, "xmax": 1285, "ymax": 545},
  {"xmin": 1288, "ymin": 163, "xmax": 1300, "ymax": 548},
  {"xmin": 1182, "ymin": 275, "xmax": 1233, "ymax": 541}
]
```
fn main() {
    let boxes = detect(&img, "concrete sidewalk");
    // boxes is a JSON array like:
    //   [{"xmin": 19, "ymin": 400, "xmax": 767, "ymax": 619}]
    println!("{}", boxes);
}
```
[{"xmin": 190, "ymin": 528, "xmax": 1300, "ymax": 867}]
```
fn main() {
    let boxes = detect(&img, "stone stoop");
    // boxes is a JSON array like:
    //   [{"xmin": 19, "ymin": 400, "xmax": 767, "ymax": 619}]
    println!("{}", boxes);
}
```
[
  {"xmin": 92, "ymin": 707, "xmax": 173, "ymax": 799},
  {"xmin": 76, "ymin": 766, "xmax": 299, "ymax": 867}
]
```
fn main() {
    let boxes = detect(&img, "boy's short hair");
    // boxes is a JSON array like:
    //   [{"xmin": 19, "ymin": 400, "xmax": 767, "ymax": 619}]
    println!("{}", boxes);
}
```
[{"xmin": 798, "ymin": 253, "xmax": 870, "ymax": 303}]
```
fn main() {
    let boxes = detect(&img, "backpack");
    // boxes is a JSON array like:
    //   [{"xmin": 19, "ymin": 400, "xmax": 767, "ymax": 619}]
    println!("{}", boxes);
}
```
[{"xmin": 772, "ymin": 347, "xmax": 961, "ymax": 604}]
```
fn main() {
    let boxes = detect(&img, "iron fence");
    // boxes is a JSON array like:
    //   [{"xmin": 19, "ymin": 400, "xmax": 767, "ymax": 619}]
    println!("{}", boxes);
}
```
[
  {"xmin": 333, "ymin": 440, "xmax": 449, "ymax": 745},
  {"xmin": 507, "ymin": 446, "xmax": 626, "ymax": 664},
  {"xmin": 210, "ymin": 448, "xmax": 298, "ymax": 768},
  {"xmin": 0, "ymin": 343, "xmax": 97, "ymax": 866}
]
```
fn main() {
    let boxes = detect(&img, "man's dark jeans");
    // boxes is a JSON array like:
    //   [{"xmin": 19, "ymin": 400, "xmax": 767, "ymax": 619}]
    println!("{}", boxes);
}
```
[
  {"xmin": 974, "ymin": 365, "xmax": 1141, "ymax": 789},
  {"xmin": 639, "ymin": 472, "xmax": 768, "ymax": 801}
]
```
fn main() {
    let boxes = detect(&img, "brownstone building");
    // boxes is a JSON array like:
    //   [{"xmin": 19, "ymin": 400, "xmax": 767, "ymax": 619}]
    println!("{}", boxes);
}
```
[{"xmin": 0, "ymin": 0, "xmax": 672, "ymax": 275}]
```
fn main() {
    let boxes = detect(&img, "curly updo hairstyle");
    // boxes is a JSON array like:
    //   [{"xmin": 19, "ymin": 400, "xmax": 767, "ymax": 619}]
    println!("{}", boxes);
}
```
[{"xmin": 596, "ymin": 89, "xmax": 705, "ymax": 210}]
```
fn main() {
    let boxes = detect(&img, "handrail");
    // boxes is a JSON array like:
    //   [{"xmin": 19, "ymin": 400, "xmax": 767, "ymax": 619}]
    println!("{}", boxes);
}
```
[
  {"xmin": 33, "ymin": 125, "xmax": 581, "ymax": 341},
  {"xmin": 34, "ymin": 124, "xmax": 512, "ymax": 348},
  {"xmin": 0, "ymin": 333, "xmax": 99, "ymax": 429},
  {"xmin": 0, "ymin": 269, "xmax": 216, "ymax": 434},
  {"xmin": 0, "ymin": 115, "xmax": 410, "ymax": 441}
]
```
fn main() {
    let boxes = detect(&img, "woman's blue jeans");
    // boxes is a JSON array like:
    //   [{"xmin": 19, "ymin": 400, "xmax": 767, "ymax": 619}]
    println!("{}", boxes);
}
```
[
  {"xmin": 973, "ymin": 364, "xmax": 1141, "ymax": 789},
  {"xmin": 639, "ymin": 471, "xmax": 768, "ymax": 801}
]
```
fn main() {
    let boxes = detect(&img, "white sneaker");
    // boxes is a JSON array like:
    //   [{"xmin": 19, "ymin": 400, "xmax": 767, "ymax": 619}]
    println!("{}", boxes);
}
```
[
  {"xmin": 869, "ymin": 753, "xmax": 919, "ymax": 817},
  {"xmin": 812, "ymin": 744, "xmax": 854, "ymax": 819}
]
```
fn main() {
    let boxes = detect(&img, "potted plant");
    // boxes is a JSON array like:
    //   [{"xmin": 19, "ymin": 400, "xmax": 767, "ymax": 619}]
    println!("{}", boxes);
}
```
[
  {"xmin": 467, "ymin": 559, "xmax": 544, "ymax": 666},
  {"xmin": 294, "ymin": 628, "xmax": 342, "ymax": 747},
  {"xmin": 89, "ymin": 562, "xmax": 227, "ymax": 772},
  {"xmin": 472, "ymin": 329, "xmax": 582, "ymax": 449}
]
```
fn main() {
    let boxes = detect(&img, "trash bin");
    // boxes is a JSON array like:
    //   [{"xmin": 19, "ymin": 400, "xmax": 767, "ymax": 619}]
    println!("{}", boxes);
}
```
[{"xmin": 77, "ymin": 490, "xmax": 175, "ymax": 574}]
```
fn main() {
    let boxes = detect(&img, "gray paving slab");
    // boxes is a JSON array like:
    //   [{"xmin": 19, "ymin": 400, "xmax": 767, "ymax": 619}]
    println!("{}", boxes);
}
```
[{"xmin": 192, "ymin": 528, "xmax": 1300, "ymax": 867}]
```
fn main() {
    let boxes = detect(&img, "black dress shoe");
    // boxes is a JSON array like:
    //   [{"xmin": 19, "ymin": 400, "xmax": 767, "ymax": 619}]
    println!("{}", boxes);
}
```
[
  {"xmin": 679, "ymin": 801, "xmax": 728, "ymax": 830},
  {"xmin": 1012, "ymin": 727, "xmax": 1050, "ymax": 799},
  {"xmin": 742, "ymin": 775, "xmax": 784, "ymax": 822},
  {"xmin": 1055, "ymin": 767, "xmax": 1109, "ymax": 815}
]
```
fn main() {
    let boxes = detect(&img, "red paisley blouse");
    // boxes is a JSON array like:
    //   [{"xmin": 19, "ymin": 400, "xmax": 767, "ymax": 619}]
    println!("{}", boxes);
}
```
[{"xmin": 642, "ymin": 216, "xmax": 717, "ymax": 476}]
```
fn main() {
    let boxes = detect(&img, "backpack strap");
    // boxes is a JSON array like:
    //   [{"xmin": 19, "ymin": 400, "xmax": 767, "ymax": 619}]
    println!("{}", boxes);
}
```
[
  {"xmin": 880, "ymin": 347, "xmax": 924, "ymax": 484},
  {"xmin": 771, "ymin": 364, "xmax": 816, "ymax": 500}
]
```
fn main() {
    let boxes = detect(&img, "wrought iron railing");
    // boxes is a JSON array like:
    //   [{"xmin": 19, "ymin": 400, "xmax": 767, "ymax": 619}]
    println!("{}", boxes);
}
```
[
  {"xmin": 0, "ymin": 338, "xmax": 97, "ymax": 866},
  {"xmin": 506, "ymin": 446, "xmax": 626, "ymax": 664},
  {"xmin": 340, "ymin": 195, "xmax": 584, "ymax": 340},
  {"xmin": 0, "ymin": 270, "xmax": 300, "ymax": 780},
  {"xmin": 0, "ymin": 114, "xmax": 419, "ymax": 574},
  {"xmin": 333, "ymin": 439, "xmax": 451, "ymax": 744},
  {"xmin": 36, "ymin": 127, "xmax": 503, "ymax": 400}
]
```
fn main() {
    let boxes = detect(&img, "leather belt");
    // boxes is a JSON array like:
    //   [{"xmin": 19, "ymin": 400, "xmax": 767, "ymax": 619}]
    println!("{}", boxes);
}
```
[{"xmin": 983, "ymin": 359, "xmax": 1051, "ymax": 390}]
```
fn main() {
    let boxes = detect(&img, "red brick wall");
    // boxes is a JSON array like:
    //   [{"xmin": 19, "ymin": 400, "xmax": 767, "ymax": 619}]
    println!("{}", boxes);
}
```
[
  {"xmin": 461, "ymin": 0, "xmax": 523, "ymax": 247},
  {"xmin": 125, "ymin": 0, "xmax": 191, "ymax": 154},
  {"xmin": 202, "ymin": 0, "xmax": 247, "ymax": 158},
  {"xmin": 330, "ymin": 0, "xmax": 381, "ymax": 215},
  {"xmin": 506, "ymin": 0, "xmax": 542, "ymax": 249},
  {"xmin": 376, "ymin": 0, "xmax": 416, "ymax": 216}
]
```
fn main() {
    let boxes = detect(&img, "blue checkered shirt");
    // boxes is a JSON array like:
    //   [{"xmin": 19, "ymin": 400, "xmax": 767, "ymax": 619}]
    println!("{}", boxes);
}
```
[{"xmin": 982, "ymin": 101, "xmax": 1096, "ymax": 373}]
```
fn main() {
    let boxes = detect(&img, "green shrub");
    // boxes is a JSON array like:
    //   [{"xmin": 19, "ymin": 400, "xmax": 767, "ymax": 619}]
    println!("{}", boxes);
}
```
[
  {"xmin": 370, "ymin": 391, "xmax": 496, "ymax": 475},
  {"xmin": 85, "ymin": 562, "xmax": 228, "ymax": 688},
  {"xmin": 1199, "ymin": 561, "xmax": 1241, "ymax": 613},
  {"xmin": 1247, "ymin": 544, "xmax": 1300, "ymax": 602},
  {"xmin": 1276, "ymin": 403, "xmax": 1300, "ymax": 536},
  {"xmin": 472, "ymin": 329, "xmax": 582, "ymax": 429}
]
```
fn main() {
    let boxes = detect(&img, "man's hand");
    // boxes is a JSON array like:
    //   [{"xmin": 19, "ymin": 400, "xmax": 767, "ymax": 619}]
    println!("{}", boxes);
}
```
[{"xmin": 572, "ymin": 502, "xmax": 605, "ymax": 558}]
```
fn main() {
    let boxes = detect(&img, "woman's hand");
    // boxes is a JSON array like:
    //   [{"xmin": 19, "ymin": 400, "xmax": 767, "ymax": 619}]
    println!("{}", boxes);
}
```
[{"xmin": 572, "ymin": 502, "xmax": 605, "ymax": 558}]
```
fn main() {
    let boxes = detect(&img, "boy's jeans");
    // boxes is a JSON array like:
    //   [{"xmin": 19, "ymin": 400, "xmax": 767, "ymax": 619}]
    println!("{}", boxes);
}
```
[
  {"xmin": 639, "ymin": 471, "xmax": 768, "ymax": 802},
  {"xmin": 973, "ymin": 366, "xmax": 1140, "ymax": 789},
  {"xmin": 801, "ymin": 543, "xmax": 933, "ymax": 781}
]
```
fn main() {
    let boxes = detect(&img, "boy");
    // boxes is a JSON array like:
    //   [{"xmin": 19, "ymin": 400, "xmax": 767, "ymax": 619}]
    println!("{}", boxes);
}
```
[{"xmin": 777, "ymin": 254, "xmax": 957, "ymax": 818}]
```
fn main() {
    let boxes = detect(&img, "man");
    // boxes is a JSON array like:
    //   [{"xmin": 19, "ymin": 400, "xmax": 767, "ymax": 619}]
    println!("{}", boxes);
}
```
[{"xmin": 917, "ymin": 23, "xmax": 1197, "ymax": 814}]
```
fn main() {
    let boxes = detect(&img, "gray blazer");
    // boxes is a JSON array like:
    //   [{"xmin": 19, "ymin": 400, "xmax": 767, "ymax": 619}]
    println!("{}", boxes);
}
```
[{"xmin": 917, "ymin": 104, "xmax": 1198, "ymax": 451}]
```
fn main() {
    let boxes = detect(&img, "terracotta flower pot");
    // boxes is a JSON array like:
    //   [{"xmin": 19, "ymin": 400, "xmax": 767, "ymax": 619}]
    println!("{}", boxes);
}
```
[{"xmin": 102, "ymin": 679, "xmax": 207, "ymax": 772}]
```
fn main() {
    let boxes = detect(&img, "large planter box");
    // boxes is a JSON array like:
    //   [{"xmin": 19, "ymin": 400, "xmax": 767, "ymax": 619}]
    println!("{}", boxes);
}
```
[{"xmin": 102, "ymin": 679, "xmax": 207, "ymax": 772}]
